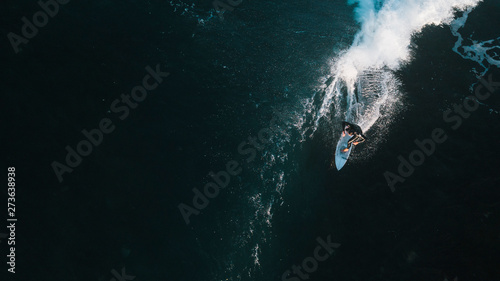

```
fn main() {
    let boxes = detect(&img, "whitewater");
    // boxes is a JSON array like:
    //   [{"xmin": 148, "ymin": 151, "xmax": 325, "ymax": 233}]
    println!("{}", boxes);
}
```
[
  {"xmin": 302, "ymin": 0, "xmax": 483, "ymax": 139},
  {"xmin": 213, "ymin": 0, "xmax": 497, "ymax": 280}
]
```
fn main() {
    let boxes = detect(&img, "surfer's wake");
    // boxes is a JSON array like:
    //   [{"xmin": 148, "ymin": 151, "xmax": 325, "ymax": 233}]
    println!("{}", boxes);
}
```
[{"xmin": 300, "ymin": 0, "xmax": 482, "ymax": 149}]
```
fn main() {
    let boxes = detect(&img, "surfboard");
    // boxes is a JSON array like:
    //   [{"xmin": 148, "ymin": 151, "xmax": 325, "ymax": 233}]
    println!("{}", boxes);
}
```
[{"xmin": 335, "ymin": 132, "xmax": 354, "ymax": 170}]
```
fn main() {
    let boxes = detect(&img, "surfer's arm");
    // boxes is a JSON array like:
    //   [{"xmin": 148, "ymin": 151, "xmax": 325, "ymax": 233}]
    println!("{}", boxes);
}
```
[
  {"xmin": 357, "ymin": 134, "xmax": 366, "ymax": 143},
  {"xmin": 347, "ymin": 135, "xmax": 356, "ymax": 145},
  {"xmin": 352, "ymin": 134, "xmax": 366, "ymax": 145}
]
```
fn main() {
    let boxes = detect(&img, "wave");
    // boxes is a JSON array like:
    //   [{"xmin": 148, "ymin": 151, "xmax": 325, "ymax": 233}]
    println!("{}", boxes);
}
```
[
  {"xmin": 213, "ymin": 1, "xmax": 490, "ymax": 280},
  {"xmin": 301, "ymin": 0, "xmax": 482, "ymax": 139}
]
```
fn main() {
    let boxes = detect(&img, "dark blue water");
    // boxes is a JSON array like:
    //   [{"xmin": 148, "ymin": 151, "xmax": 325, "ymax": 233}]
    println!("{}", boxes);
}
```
[{"xmin": 1, "ymin": 0, "xmax": 500, "ymax": 281}]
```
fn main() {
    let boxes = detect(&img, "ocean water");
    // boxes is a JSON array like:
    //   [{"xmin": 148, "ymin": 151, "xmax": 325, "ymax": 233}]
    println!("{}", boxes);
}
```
[{"xmin": 1, "ymin": 0, "xmax": 500, "ymax": 281}]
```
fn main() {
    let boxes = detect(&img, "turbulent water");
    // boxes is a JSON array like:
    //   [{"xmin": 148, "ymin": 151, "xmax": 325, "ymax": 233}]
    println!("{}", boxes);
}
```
[
  {"xmin": 451, "ymin": 7, "xmax": 500, "ymax": 76},
  {"xmin": 4, "ymin": 0, "xmax": 500, "ymax": 281},
  {"xmin": 303, "ymin": 0, "xmax": 483, "ymax": 139},
  {"xmin": 191, "ymin": 0, "xmax": 499, "ymax": 280},
  {"xmin": 6, "ymin": 0, "xmax": 499, "ymax": 280}
]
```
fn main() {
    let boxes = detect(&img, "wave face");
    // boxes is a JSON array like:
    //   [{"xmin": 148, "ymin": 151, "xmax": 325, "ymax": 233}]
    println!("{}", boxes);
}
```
[
  {"xmin": 204, "ymin": 1, "xmax": 488, "ymax": 281},
  {"xmin": 301, "ymin": 0, "xmax": 482, "ymax": 141}
]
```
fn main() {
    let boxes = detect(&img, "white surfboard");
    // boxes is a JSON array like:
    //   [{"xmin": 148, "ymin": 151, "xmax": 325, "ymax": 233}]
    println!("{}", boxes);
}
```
[{"xmin": 335, "ymin": 132, "xmax": 354, "ymax": 170}]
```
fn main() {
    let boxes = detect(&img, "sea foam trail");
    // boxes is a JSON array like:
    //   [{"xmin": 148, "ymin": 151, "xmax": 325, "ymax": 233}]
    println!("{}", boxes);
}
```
[
  {"xmin": 305, "ymin": 0, "xmax": 482, "ymax": 137},
  {"xmin": 451, "ymin": 7, "xmax": 500, "ymax": 77},
  {"xmin": 214, "ymin": 2, "xmax": 488, "ymax": 280}
]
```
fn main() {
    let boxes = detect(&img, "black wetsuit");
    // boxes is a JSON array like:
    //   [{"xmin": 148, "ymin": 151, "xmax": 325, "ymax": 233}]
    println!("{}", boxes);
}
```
[{"xmin": 342, "ymin": 121, "xmax": 367, "ymax": 149}]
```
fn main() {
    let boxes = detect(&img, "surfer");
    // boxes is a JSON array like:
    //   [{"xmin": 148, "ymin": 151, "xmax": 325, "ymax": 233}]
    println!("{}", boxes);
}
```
[{"xmin": 341, "ymin": 121, "xmax": 366, "ymax": 152}]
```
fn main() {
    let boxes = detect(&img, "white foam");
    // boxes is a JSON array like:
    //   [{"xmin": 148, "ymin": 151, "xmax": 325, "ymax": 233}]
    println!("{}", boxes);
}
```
[
  {"xmin": 344, "ymin": 0, "xmax": 481, "ymax": 75},
  {"xmin": 451, "ymin": 7, "xmax": 500, "ymax": 77},
  {"xmin": 307, "ymin": 0, "xmax": 482, "ymax": 136}
]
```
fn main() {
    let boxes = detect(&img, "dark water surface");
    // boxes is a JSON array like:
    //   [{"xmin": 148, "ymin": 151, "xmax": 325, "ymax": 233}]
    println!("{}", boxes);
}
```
[{"xmin": 1, "ymin": 0, "xmax": 499, "ymax": 281}]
